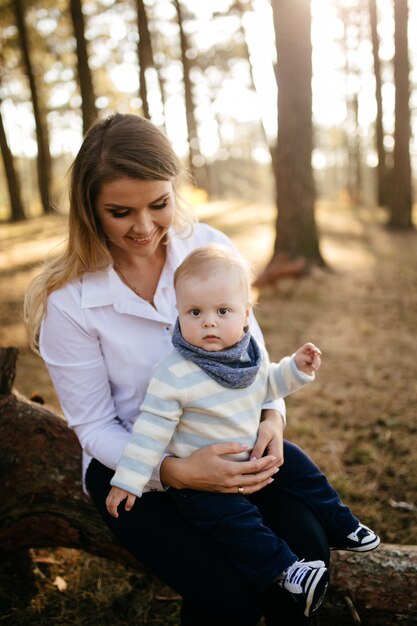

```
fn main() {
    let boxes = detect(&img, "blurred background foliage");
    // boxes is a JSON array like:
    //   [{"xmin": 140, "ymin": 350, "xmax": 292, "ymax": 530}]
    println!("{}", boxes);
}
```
[{"xmin": 0, "ymin": 0, "xmax": 416, "ymax": 240}]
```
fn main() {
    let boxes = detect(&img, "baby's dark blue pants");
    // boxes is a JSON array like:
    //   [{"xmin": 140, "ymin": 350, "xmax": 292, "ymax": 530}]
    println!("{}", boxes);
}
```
[
  {"xmin": 169, "ymin": 440, "xmax": 359, "ymax": 591},
  {"xmin": 87, "ymin": 440, "xmax": 333, "ymax": 625}
]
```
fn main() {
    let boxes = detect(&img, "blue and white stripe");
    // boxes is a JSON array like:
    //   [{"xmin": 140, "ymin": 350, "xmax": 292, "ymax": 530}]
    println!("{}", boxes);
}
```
[{"xmin": 110, "ymin": 347, "xmax": 314, "ymax": 497}]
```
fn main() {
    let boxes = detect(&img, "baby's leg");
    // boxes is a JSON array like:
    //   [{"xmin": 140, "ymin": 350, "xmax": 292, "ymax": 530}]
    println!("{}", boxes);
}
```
[
  {"xmin": 168, "ymin": 487, "xmax": 296, "ymax": 591},
  {"xmin": 273, "ymin": 441, "xmax": 379, "ymax": 550},
  {"xmin": 168, "ymin": 488, "xmax": 329, "ymax": 617}
]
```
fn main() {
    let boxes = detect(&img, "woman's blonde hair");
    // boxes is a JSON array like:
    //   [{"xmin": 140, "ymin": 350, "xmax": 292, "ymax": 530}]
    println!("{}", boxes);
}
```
[
  {"xmin": 24, "ymin": 113, "xmax": 194, "ymax": 353},
  {"xmin": 174, "ymin": 244, "xmax": 253, "ymax": 304}
]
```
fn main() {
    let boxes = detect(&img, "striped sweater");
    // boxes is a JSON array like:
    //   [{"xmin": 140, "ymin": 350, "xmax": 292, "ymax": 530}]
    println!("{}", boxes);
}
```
[{"xmin": 111, "ymin": 347, "xmax": 314, "ymax": 497}]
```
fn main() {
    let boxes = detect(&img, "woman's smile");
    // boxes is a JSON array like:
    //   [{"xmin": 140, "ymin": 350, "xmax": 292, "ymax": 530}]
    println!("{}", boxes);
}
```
[{"xmin": 125, "ymin": 227, "xmax": 159, "ymax": 246}]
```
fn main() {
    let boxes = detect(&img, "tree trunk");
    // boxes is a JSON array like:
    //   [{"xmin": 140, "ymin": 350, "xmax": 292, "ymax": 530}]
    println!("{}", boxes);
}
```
[
  {"xmin": 257, "ymin": 0, "xmax": 323, "ymax": 286},
  {"xmin": 321, "ymin": 547, "xmax": 417, "ymax": 624},
  {"xmin": 13, "ymin": 0, "xmax": 52, "ymax": 214},
  {"xmin": 232, "ymin": 0, "xmax": 270, "ymax": 149},
  {"xmin": 0, "ymin": 102, "xmax": 26, "ymax": 221},
  {"xmin": 136, "ymin": 0, "xmax": 153, "ymax": 120},
  {"xmin": 1, "ymin": 348, "xmax": 417, "ymax": 624},
  {"xmin": 173, "ymin": 0, "xmax": 207, "ymax": 189},
  {"xmin": 0, "ymin": 348, "xmax": 140, "ymax": 570},
  {"xmin": 341, "ymin": 6, "xmax": 362, "ymax": 206},
  {"xmin": 388, "ymin": 0, "xmax": 413, "ymax": 229},
  {"xmin": 368, "ymin": 0, "xmax": 388, "ymax": 208},
  {"xmin": 69, "ymin": 0, "xmax": 97, "ymax": 135}
]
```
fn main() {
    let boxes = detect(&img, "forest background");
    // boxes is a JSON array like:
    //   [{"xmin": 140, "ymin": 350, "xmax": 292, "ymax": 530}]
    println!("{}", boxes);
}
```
[{"xmin": 0, "ymin": 0, "xmax": 417, "ymax": 624}]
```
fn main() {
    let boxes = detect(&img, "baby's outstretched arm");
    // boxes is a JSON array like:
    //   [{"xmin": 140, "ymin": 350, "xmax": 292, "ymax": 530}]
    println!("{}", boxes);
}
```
[
  {"xmin": 106, "ymin": 486, "xmax": 137, "ymax": 518},
  {"xmin": 294, "ymin": 343, "xmax": 322, "ymax": 375}
]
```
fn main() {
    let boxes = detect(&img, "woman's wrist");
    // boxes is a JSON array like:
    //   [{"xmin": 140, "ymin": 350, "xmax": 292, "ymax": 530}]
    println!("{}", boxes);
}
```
[
  {"xmin": 160, "ymin": 455, "xmax": 188, "ymax": 490},
  {"xmin": 261, "ymin": 408, "xmax": 285, "ymax": 429}
]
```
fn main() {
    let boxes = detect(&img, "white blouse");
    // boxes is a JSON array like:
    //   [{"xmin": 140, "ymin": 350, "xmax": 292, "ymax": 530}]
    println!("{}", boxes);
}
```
[{"xmin": 40, "ymin": 223, "xmax": 284, "ymax": 491}]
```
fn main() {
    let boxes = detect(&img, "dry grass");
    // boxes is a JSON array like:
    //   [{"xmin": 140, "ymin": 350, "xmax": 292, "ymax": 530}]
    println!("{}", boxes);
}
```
[{"xmin": 0, "ymin": 201, "xmax": 416, "ymax": 625}]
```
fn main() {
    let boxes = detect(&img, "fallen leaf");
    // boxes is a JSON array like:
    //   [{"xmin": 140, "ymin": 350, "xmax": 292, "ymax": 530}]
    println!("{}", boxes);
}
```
[
  {"xmin": 389, "ymin": 499, "xmax": 417, "ymax": 512},
  {"xmin": 53, "ymin": 576, "xmax": 68, "ymax": 592}
]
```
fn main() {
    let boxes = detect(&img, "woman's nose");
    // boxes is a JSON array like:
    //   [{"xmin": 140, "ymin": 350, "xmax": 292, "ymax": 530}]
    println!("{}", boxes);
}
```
[{"xmin": 132, "ymin": 212, "xmax": 152, "ymax": 233}]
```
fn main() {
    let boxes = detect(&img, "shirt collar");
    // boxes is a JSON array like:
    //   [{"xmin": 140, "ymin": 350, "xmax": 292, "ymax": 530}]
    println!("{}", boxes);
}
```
[
  {"xmin": 81, "ymin": 267, "xmax": 115, "ymax": 308},
  {"xmin": 80, "ymin": 227, "xmax": 185, "ymax": 321},
  {"xmin": 156, "ymin": 229, "xmax": 186, "ymax": 290}
]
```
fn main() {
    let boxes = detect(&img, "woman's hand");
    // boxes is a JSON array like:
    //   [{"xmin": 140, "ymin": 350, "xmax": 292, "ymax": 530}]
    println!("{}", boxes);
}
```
[
  {"xmin": 160, "ymin": 443, "xmax": 279, "ymax": 495},
  {"xmin": 250, "ymin": 408, "xmax": 285, "ymax": 468}
]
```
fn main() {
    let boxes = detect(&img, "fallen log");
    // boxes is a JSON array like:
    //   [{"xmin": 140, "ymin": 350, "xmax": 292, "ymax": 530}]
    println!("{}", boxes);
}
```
[
  {"xmin": 0, "ymin": 347, "xmax": 140, "ymax": 570},
  {"xmin": 0, "ymin": 347, "xmax": 416, "ymax": 624}
]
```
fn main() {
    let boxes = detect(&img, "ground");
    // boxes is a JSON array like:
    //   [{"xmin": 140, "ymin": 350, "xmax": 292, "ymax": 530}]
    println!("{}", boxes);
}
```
[{"xmin": 0, "ymin": 200, "xmax": 416, "ymax": 625}]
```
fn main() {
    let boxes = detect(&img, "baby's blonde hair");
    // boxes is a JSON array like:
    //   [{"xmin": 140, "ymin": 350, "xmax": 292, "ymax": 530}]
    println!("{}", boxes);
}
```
[{"xmin": 174, "ymin": 244, "xmax": 253, "ymax": 303}]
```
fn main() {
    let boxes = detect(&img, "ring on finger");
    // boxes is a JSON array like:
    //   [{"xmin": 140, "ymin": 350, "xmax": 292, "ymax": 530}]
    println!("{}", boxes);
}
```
[{"xmin": 238, "ymin": 486, "xmax": 245, "ymax": 494}]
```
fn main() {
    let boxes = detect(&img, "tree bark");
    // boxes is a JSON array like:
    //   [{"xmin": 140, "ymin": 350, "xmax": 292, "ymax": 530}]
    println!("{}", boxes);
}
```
[
  {"xmin": 232, "ymin": 0, "xmax": 270, "ymax": 149},
  {"xmin": 136, "ymin": 0, "xmax": 153, "ymax": 120},
  {"xmin": 173, "ymin": 0, "xmax": 207, "ymax": 189},
  {"xmin": 257, "ymin": 0, "xmax": 323, "ymax": 286},
  {"xmin": 388, "ymin": 0, "xmax": 413, "ymax": 229},
  {"xmin": 13, "ymin": 0, "xmax": 52, "ymax": 214},
  {"xmin": 0, "ymin": 347, "xmax": 140, "ymax": 570},
  {"xmin": 1, "ymin": 347, "xmax": 417, "ymax": 624},
  {"xmin": 340, "ymin": 6, "xmax": 362, "ymax": 206},
  {"xmin": 70, "ymin": 0, "xmax": 97, "ymax": 135},
  {"xmin": 0, "ymin": 101, "xmax": 26, "ymax": 221},
  {"xmin": 322, "ymin": 547, "xmax": 417, "ymax": 624},
  {"xmin": 368, "ymin": 0, "xmax": 388, "ymax": 208}
]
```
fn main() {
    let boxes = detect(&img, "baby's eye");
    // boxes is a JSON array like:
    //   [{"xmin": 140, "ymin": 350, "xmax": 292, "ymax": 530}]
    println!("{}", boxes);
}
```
[
  {"xmin": 190, "ymin": 309, "xmax": 201, "ymax": 317},
  {"xmin": 218, "ymin": 308, "xmax": 229, "ymax": 316}
]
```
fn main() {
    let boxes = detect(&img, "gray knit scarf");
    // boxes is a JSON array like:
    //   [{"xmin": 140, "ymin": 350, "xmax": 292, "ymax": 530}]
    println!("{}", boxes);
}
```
[{"xmin": 171, "ymin": 318, "xmax": 262, "ymax": 389}]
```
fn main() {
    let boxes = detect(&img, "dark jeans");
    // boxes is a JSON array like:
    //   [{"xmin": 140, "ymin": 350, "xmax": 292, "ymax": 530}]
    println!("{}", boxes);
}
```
[
  {"xmin": 86, "ymin": 440, "xmax": 331, "ymax": 626},
  {"xmin": 168, "ymin": 440, "xmax": 359, "ymax": 592}
]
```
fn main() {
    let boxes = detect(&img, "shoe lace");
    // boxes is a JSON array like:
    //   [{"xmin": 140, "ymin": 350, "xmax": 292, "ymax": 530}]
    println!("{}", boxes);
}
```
[
  {"xmin": 286, "ymin": 559, "xmax": 325, "ymax": 587},
  {"xmin": 348, "ymin": 524, "xmax": 365, "ymax": 541}
]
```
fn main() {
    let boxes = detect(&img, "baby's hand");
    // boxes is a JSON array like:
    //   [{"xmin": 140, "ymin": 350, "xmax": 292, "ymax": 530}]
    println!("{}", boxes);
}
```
[
  {"xmin": 294, "ymin": 342, "xmax": 322, "ymax": 375},
  {"xmin": 106, "ymin": 486, "xmax": 137, "ymax": 518}
]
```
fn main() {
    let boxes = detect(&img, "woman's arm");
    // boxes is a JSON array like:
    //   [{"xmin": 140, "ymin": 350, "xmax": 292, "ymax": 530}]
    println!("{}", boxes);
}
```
[
  {"xmin": 40, "ymin": 296, "xmax": 132, "ymax": 471},
  {"xmin": 251, "ymin": 408, "xmax": 285, "ymax": 466}
]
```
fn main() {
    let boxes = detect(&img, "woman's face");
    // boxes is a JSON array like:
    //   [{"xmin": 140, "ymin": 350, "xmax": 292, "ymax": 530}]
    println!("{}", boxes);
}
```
[{"xmin": 96, "ymin": 177, "xmax": 175, "ymax": 261}]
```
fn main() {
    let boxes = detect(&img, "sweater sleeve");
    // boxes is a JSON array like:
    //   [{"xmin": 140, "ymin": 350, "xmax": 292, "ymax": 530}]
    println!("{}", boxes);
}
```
[
  {"xmin": 110, "ymin": 366, "xmax": 183, "ymax": 497},
  {"xmin": 267, "ymin": 355, "xmax": 315, "ymax": 400}
]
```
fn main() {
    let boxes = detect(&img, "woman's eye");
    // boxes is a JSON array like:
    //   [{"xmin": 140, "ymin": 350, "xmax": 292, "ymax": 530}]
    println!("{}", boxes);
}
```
[
  {"xmin": 190, "ymin": 309, "xmax": 201, "ymax": 317},
  {"xmin": 150, "ymin": 199, "xmax": 168, "ymax": 210},
  {"xmin": 218, "ymin": 308, "xmax": 229, "ymax": 316},
  {"xmin": 111, "ymin": 211, "xmax": 130, "ymax": 219}
]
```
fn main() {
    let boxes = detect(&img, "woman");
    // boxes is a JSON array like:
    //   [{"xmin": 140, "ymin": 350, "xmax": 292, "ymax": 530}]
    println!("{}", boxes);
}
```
[{"xmin": 25, "ymin": 113, "xmax": 329, "ymax": 625}]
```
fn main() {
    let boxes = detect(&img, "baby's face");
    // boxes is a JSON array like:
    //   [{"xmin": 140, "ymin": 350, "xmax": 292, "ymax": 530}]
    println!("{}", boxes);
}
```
[{"xmin": 176, "ymin": 269, "xmax": 251, "ymax": 352}]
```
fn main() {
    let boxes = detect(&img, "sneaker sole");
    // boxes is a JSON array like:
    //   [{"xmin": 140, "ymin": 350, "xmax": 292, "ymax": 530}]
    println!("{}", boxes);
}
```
[
  {"xmin": 330, "ymin": 535, "xmax": 381, "ymax": 552},
  {"xmin": 304, "ymin": 567, "xmax": 330, "ymax": 617}
]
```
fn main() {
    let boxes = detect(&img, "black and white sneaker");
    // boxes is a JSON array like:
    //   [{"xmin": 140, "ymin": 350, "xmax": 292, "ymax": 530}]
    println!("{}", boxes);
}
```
[
  {"xmin": 280, "ymin": 559, "xmax": 329, "ymax": 617},
  {"xmin": 333, "ymin": 523, "xmax": 380, "ymax": 552}
]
